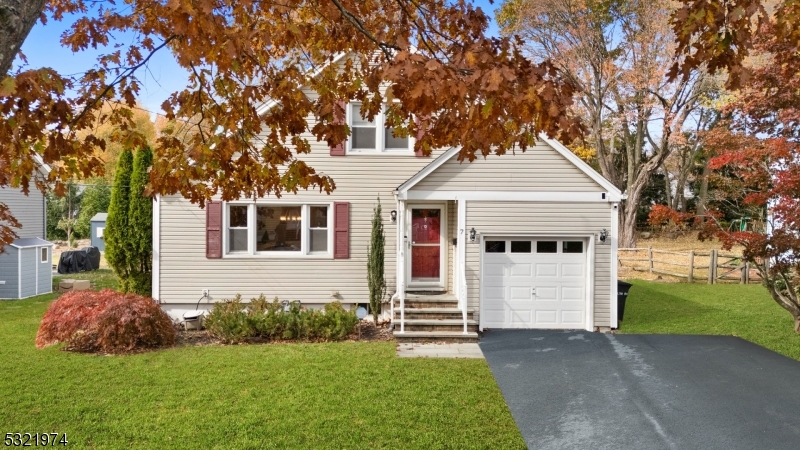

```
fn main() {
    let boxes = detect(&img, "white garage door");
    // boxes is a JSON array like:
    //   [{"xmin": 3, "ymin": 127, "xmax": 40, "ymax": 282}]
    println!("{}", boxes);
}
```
[{"xmin": 482, "ymin": 238, "xmax": 587, "ymax": 329}]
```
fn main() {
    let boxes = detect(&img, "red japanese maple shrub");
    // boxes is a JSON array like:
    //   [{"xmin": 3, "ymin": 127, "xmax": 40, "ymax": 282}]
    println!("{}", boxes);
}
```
[{"xmin": 36, "ymin": 289, "xmax": 175, "ymax": 354}]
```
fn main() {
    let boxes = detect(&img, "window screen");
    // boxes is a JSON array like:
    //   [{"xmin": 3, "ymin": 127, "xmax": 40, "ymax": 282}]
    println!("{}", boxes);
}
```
[
  {"xmin": 351, "ymin": 103, "xmax": 377, "ymax": 150},
  {"xmin": 228, "ymin": 205, "xmax": 249, "ymax": 252},
  {"xmin": 309, "ymin": 206, "xmax": 328, "ymax": 252}
]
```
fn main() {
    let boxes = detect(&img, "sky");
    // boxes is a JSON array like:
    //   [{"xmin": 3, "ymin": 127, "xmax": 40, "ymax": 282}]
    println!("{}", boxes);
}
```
[{"xmin": 19, "ymin": 1, "xmax": 501, "ymax": 116}]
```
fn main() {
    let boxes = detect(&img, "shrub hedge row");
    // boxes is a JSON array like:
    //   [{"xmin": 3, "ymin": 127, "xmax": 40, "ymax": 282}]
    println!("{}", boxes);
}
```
[{"xmin": 204, "ymin": 295, "xmax": 359, "ymax": 343}]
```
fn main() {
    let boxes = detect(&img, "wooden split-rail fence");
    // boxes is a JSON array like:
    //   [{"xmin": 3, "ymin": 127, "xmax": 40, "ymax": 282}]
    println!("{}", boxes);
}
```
[{"xmin": 618, "ymin": 248, "xmax": 761, "ymax": 284}]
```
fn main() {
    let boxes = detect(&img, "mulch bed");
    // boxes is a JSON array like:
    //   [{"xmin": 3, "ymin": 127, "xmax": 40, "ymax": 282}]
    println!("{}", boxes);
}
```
[{"xmin": 172, "ymin": 320, "xmax": 394, "ymax": 348}]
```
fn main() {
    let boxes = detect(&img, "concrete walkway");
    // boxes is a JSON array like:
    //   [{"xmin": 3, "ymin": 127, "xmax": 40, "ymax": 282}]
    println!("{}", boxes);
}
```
[{"xmin": 396, "ymin": 342, "xmax": 484, "ymax": 358}]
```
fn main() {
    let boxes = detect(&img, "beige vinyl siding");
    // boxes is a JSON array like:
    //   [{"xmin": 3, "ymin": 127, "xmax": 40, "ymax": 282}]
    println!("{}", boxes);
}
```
[
  {"xmin": 159, "ymin": 142, "xmax": 447, "ymax": 304},
  {"xmin": 465, "ymin": 202, "xmax": 613, "ymax": 327},
  {"xmin": 0, "ymin": 187, "xmax": 45, "ymax": 239},
  {"xmin": 413, "ymin": 143, "xmax": 605, "ymax": 192}
]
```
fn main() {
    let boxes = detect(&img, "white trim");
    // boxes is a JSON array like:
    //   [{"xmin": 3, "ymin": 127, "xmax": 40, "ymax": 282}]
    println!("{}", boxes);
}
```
[
  {"xmin": 539, "ymin": 134, "xmax": 623, "ymax": 198},
  {"xmin": 610, "ymin": 202, "xmax": 619, "ymax": 329},
  {"xmin": 35, "ymin": 247, "xmax": 39, "ymax": 294},
  {"xmin": 40, "ymin": 247, "xmax": 48, "ymax": 263},
  {"xmin": 587, "ymin": 236, "xmax": 595, "ymax": 332},
  {"xmin": 478, "ymin": 233, "xmax": 595, "ymax": 331},
  {"xmin": 399, "ymin": 190, "xmax": 617, "ymax": 202},
  {"xmin": 395, "ymin": 139, "xmax": 624, "ymax": 200},
  {"xmin": 254, "ymin": 53, "xmax": 349, "ymax": 117},
  {"xmin": 406, "ymin": 202, "xmax": 447, "ymax": 290},
  {"xmin": 222, "ymin": 201, "xmax": 334, "ymax": 259},
  {"xmin": 17, "ymin": 247, "xmax": 21, "ymax": 299},
  {"xmin": 152, "ymin": 194, "xmax": 161, "ymax": 300},
  {"xmin": 345, "ymin": 102, "xmax": 416, "ymax": 155},
  {"xmin": 395, "ymin": 147, "xmax": 460, "ymax": 193},
  {"xmin": 457, "ymin": 199, "xmax": 467, "ymax": 328}
]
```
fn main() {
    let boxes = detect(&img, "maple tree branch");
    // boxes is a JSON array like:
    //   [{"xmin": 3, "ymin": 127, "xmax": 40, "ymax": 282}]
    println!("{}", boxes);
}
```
[
  {"xmin": 328, "ymin": 0, "xmax": 400, "ymax": 58},
  {"xmin": 393, "ymin": 0, "xmax": 440, "ymax": 56},
  {"xmin": 188, "ymin": 63, "xmax": 209, "ymax": 146},
  {"xmin": 70, "ymin": 35, "xmax": 177, "ymax": 128}
]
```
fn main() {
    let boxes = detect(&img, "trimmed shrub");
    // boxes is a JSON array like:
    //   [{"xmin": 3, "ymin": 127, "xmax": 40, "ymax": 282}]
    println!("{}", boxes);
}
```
[
  {"xmin": 205, "ymin": 295, "xmax": 359, "ymax": 343},
  {"xmin": 203, "ymin": 295, "xmax": 252, "ymax": 344},
  {"xmin": 36, "ymin": 289, "xmax": 175, "ymax": 354}
]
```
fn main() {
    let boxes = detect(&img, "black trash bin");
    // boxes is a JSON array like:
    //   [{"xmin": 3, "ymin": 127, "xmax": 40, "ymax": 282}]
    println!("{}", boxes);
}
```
[{"xmin": 617, "ymin": 280, "xmax": 633, "ymax": 322}]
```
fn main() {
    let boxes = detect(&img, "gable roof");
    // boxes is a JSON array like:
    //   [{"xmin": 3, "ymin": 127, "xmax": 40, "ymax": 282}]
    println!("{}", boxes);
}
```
[
  {"xmin": 91, "ymin": 212, "xmax": 108, "ymax": 222},
  {"xmin": 395, "ymin": 136, "xmax": 624, "ymax": 201},
  {"xmin": 254, "ymin": 52, "xmax": 349, "ymax": 117}
]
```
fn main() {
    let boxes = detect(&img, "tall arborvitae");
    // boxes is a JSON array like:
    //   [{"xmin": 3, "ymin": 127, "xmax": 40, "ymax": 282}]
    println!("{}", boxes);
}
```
[
  {"xmin": 105, "ymin": 149, "xmax": 133, "ymax": 291},
  {"xmin": 367, "ymin": 198, "xmax": 385, "ymax": 323},
  {"xmin": 127, "ymin": 147, "xmax": 153, "ymax": 296}
]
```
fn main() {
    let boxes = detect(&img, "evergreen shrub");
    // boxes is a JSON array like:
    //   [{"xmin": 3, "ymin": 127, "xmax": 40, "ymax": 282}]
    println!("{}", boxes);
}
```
[{"xmin": 204, "ymin": 295, "xmax": 359, "ymax": 343}]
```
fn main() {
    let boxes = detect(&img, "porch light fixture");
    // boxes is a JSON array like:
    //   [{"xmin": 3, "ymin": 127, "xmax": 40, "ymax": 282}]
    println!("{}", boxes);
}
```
[
  {"xmin": 599, "ymin": 229, "xmax": 608, "ymax": 243},
  {"xmin": 469, "ymin": 228, "xmax": 476, "ymax": 242},
  {"xmin": 390, "ymin": 210, "xmax": 397, "ymax": 222}
]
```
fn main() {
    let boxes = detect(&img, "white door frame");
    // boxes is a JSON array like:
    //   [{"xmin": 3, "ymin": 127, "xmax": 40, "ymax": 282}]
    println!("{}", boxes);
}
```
[
  {"xmin": 406, "ymin": 202, "xmax": 448, "ymax": 290},
  {"xmin": 478, "ymin": 233, "xmax": 595, "ymax": 332}
]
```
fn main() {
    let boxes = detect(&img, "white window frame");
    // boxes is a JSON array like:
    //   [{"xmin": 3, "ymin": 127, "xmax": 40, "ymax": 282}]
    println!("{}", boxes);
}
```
[
  {"xmin": 40, "ymin": 247, "xmax": 48, "ymax": 263},
  {"xmin": 223, "ymin": 202, "xmax": 334, "ymax": 259},
  {"xmin": 346, "ymin": 102, "xmax": 415, "ymax": 155}
]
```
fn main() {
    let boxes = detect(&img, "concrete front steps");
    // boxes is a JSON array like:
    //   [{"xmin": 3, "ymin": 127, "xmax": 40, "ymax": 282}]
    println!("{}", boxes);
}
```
[{"xmin": 392, "ymin": 292, "xmax": 479, "ymax": 343}]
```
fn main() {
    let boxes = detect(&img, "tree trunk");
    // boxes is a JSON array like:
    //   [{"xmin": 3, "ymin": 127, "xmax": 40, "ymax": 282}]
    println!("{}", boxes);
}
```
[
  {"xmin": 696, "ymin": 162, "xmax": 710, "ymax": 219},
  {"xmin": 664, "ymin": 171, "xmax": 673, "ymax": 210},
  {"xmin": 0, "ymin": 0, "xmax": 46, "ymax": 78},
  {"xmin": 795, "ymin": 315, "xmax": 800, "ymax": 334}
]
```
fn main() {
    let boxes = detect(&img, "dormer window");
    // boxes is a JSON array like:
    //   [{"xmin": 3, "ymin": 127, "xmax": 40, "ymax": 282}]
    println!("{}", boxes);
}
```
[{"xmin": 347, "ymin": 102, "xmax": 412, "ymax": 154}]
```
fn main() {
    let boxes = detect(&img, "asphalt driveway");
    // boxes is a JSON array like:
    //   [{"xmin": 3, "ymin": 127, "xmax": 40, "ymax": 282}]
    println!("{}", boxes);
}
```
[{"xmin": 479, "ymin": 330, "xmax": 800, "ymax": 450}]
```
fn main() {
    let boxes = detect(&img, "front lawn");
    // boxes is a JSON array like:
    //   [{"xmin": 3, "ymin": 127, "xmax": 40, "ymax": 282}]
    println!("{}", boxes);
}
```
[
  {"xmin": 620, "ymin": 280, "xmax": 800, "ymax": 361},
  {"xmin": 0, "ymin": 292, "xmax": 523, "ymax": 449},
  {"xmin": 53, "ymin": 269, "xmax": 119, "ymax": 291}
]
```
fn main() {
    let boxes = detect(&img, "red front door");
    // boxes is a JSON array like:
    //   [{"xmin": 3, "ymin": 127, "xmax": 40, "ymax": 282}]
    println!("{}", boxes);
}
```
[{"xmin": 411, "ymin": 208, "xmax": 441, "ymax": 281}]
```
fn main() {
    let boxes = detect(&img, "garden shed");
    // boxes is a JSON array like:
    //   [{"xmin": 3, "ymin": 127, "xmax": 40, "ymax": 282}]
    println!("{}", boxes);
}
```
[
  {"xmin": 90, "ymin": 213, "xmax": 107, "ymax": 251},
  {"xmin": 0, "ymin": 238, "xmax": 54, "ymax": 299}
]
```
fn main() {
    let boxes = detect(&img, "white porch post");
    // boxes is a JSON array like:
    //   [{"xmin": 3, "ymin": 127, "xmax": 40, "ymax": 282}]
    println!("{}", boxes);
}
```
[
  {"xmin": 457, "ymin": 199, "xmax": 468, "ymax": 333},
  {"xmin": 397, "ymin": 199, "xmax": 406, "ymax": 333}
]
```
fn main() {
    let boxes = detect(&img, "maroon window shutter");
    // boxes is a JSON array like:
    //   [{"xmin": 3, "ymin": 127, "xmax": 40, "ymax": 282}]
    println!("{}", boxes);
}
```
[
  {"xmin": 414, "ymin": 115, "xmax": 429, "ymax": 157},
  {"xmin": 206, "ymin": 201, "xmax": 223, "ymax": 259},
  {"xmin": 333, "ymin": 202, "xmax": 350, "ymax": 259},
  {"xmin": 330, "ymin": 100, "xmax": 347, "ymax": 156}
]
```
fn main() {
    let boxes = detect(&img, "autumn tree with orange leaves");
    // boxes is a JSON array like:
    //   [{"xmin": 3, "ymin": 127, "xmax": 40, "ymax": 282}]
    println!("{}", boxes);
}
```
[
  {"xmin": 0, "ymin": 0, "xmax": 582, "ymax": 250},
  {"xmin": 690, "ymin": 22, "xmax": 800, "ymax": 333},
  {"xmin": 498, "ymin": 0, "xmax": 716, "ymax": 248}
]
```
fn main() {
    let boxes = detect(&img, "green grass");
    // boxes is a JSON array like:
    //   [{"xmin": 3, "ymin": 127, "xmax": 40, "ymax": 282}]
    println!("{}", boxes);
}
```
[
  {"xmin": 53, "ymin": 269, "xmax": 119, "ymax": 291},
  {"xmin": 620, "ymin": 280, "xmax": 800, "ymax": 360},
  {"xmin": 0, "ymin": 289, "xmax": 523, "ymax": 449}
]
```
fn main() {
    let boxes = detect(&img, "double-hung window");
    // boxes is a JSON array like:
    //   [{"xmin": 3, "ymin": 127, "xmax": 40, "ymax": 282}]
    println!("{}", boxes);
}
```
[
  {"xmin": 348, "ymin": 102, "xmax": 412, "ymax": 153},
  {"xmin": 225, "ymin": 203, "xmax": 332, "ymax": 257}
]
